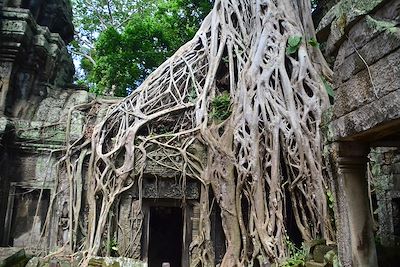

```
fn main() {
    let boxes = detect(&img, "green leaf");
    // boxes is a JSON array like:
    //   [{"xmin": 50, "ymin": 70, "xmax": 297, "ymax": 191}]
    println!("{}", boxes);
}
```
[
  {"xmin": 211, "ymin": 91, "xmax": 232, "ymax": 121},
  {"xmin": 287, "ymin": 36, "xmax": 302, "ymax": 55},
  {"xmin": 286, "ymin": 46, "xmax": 298, "ymax": 55},
  {"xmin": 321, "ymin": 76, "xmax": 334, "ymax": 98},
  {"xmin": 308, "ymin": 38, "xmax": 319, "ymax": 47},
  {"xmin": 288, "ymin": 36, "xmax": 302, "ymax": 47}
]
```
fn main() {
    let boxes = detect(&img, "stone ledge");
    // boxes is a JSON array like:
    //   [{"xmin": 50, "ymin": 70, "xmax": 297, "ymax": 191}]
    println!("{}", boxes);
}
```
[
  {"xmin": 0, "ymin": 248, "xmax": 29, "ymax": 267},
  {"xmin": 329, "ymin": 89, "xmax": 400, "ymax": 141}
]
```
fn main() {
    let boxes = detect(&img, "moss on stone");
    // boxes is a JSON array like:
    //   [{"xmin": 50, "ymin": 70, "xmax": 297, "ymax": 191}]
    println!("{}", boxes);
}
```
[{"xmin": 365, "ymin": 15, "xmax": 399, "ymax": 34}]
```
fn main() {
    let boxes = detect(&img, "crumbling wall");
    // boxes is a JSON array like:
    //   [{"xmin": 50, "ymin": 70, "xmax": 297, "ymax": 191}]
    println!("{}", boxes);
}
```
[
  {"xmin": 319, "ymin": 0, "xmax": 400, "ymax": 141},
  {"xmin": 318, "ymin": 0, "xmax": 400, "ymax": 266},
  {"xmin": 370, "ymin": 148, "xmax": 400, "ymax": 246},
  {"xmin": 0, "ymin": 0, "xmax": 86, "ymax": 252}
]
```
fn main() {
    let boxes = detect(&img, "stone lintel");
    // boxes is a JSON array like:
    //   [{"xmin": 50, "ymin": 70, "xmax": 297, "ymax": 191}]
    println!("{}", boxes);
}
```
[
  {"xmin": 130, "ymin": 177, "xmax": 200, "ymax": 200},
  {"xmin": 329, "ymin": 89, "xmax": 400, "ymax": 141}
]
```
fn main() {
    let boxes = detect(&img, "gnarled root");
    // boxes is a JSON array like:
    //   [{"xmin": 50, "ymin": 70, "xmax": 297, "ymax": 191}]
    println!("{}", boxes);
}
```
[{"xmin": 62, "ymin": 0, "xmax": 335, "ymax": 266}]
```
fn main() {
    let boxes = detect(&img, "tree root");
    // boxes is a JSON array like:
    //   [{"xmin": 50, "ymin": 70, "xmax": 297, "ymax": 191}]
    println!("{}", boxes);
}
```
[{"xmin": 59, "ymin": 0, "xmax": 336, "ymax": 266}]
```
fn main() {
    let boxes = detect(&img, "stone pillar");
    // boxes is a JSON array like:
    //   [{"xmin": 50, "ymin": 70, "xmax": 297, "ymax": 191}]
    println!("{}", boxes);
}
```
[
  {"xmin": 0, "ymin": 62, "xmax": 14, "ymax": 113},
  {"xmin": 334, "ymin": 142, "xmax": 378, "ymax": 267}
]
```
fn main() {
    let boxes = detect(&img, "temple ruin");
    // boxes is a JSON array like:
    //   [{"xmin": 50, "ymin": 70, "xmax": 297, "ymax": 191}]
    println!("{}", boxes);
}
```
[{"xmin": 0, "ymin": 0, "xmax": 399, "ymax": 266}]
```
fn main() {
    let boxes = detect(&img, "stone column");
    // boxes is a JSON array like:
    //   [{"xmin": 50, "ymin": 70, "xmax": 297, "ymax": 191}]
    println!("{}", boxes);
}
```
[
  {"xmin": 334, "ymin": 142, "xmax": 378, "ymax": 267},
  {"xmin": 0, "ymin": 62, "xmax": 14, "ymax": 113}
]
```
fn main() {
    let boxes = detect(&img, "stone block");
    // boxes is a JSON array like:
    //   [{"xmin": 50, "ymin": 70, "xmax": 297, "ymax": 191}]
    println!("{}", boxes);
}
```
[
  {"xmin": 65, "ymin": 90, "xmax": 90, "ymax": 107},
  {"xmin": 334, "ymin": 31, "xmax": 400, "ymax": 85},
  {"xmin": 306, "ymin": 261, "xmax": 325, "ymax": 267},
  {"xmin": 333, "ymin": 48, "xmax": 400, "ymax": 119},
  {"xmin": 316, "ymin": 0, "xmax": 386, "ymax": 56},
  {"xmin": 329, "ymin": 88, "xmax": 400, "ymax": 140},
  {"xmin": 14, "ymin": 119, "xmax": 67, "ymax": 145},
  {"xmin": 0, "ymin": 248, "xmax": 29, "ymax": 267},
  {"xmin": 34, "ymin": 93, "xmax": 68, "ymax": 123},
  {"xmin": 89, "ymin": 257, "xmax": 146, "ymax": 267},
  {"xmin": 313, "ymin": 244, "xmax": 336, "ymax": 263}
]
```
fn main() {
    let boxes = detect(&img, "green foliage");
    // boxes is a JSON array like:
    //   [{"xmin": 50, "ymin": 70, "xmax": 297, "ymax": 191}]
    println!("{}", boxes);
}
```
[
  {"xmin": 321, "ymin": 76, "xmax": 334, "ymax": 98},
  {"xmin": 324, "ymin": 250, "xmax": 342, "ymax": 267},
  {"xmin": 211, "ymin": 91, "xmax": 232, "ymax": 121},
  {"xmin": 188, "ymin": 88, "xmax": 197, "ymax": 103},
  {"xmin": 308, "ymin": 38, "xmax": 319, "ymax": 47},
  {"xmin": 281, "ymin": 237, "xmax": 309, "ymax": 267},
  {"xmin": 366, "ymin": 15, "xmax": 398, "ymax": 34},
  {"xmin": 286, "ymin": 36, "xmax": 302, "ymax": 55},
  {"xmin": 72, "ymin": 0, "xmax": 212, "ymax": 96},
  {"xmin": 109, "ymin": 238, "xmax": 119, "ymax": 252}
]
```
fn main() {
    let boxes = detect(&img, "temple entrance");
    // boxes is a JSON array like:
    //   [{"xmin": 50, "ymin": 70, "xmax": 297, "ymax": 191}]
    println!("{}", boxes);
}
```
[{"xmin": 148, "ymin": 206, "xmax": 183, "ymax": 267}]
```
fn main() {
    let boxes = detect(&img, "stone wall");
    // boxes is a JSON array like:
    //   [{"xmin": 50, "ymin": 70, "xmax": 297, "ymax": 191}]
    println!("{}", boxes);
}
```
[
  {"xmin": 0, "ymin": 5, "xmax": 74, "ymax": 116},
  {"xmin": 0, "ymin": 0, "xmax": 83, "ymax": 252},
  {"xmin": 370, "ymin": 148, "xmax": 400, "ymax": 246},
  {"xmin": 320, "ymin": 0, "xmax": 400, "ymax": 141},
  {"xmin": 319, "ymin": 0, "xmax": 400, "ymax": 266}
]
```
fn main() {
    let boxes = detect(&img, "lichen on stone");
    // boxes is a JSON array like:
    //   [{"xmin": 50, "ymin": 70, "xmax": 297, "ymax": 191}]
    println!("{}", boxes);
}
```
[{"xmin": 365, "ymin": 15, "xmax": 399, "ymax": 34}]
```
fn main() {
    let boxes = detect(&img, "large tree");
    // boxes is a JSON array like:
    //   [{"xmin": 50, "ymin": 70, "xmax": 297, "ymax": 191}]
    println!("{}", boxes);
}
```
[
  {"xmin": 72, "ymin": 0, "xmax": 212, "ymax": 96},
  {"xmin": 64, "ymin": 0, "xmax": 335, "ymax": 266}
]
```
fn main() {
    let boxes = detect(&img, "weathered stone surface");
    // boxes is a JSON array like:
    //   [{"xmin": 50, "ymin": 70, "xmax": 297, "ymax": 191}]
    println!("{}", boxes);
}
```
[
  {"xmin": 370, "ymin": 148, "xmax": 400, "ymax": 247},
  {"xmin": 313, "ymin": 245, "xmax": 336, "ymax": 263},
  {"xmin": 329, "ymin": 89, "xmax": 400, "ymax": 140},
  {"xmin": 305, "ymin": 261, "xmax": 325, "ymax": 267},
  {"xmin": 334, "ymin": 28, "xmax": 400, "ymax": 86},
  {"xmin": 89, "ymin": 257, "xmax": 145, "ymax": 267},
  {"xmin": 36, "ymin": 0, "xmax": 74, "ymax": 43},
  {"xmin": 52, "ymin": 47, "xmax": 75, "ymax": 88},
  {"xmin": 2, "ymin": 0, "xmax": 74, "ymax": 44},
  {"xmin": 324, "ymin": 2, "xmax": 400, "ymax": 262},
  {"xmin": 0, "ymin": 7, "xmax": 75, "ymax": 115},
  {"xmin": 117, "ymin": 198, "xmax": 142, "ymax": 259},
  {"xmin": 333, "ymin": 48, "xmax": 400, "ymax": 119},
  {"xmin": 0, "ymin": 247, "xmax": 29, "ymax": 267},
  {"xmin": 316, "ymin": 0, "xmax": 387, "ymax": 56},
  {"xmin": 337, "ymin": 0, "xmax": 400, "ymax": 60},
  {"xmin": 129, "ymin": 177, "xmax": 200, "ymax": 200}
]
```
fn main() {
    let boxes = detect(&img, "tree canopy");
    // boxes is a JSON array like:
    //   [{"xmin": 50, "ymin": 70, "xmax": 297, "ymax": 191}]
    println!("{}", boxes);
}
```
[{"xmin": 72, "ymin": 0, "xmax": 212, "ymax": 96}]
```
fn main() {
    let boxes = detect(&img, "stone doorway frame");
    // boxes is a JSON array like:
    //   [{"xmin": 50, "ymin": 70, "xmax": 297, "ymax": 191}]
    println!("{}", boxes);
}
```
[
  {"xmin": 330, "ymin": 137, "xmax": 400, "ymax": 266},
  {"xmin": 2, "ymin": 181, "xmax": 54, "ymax": 248},
  {"xmin": 141, "ymin": 199, "xmax": 195, "ymax": 267}
]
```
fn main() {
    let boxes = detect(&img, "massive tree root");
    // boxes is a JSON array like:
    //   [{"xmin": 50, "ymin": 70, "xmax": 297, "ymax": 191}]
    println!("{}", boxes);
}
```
[{"xmin": 63, "ymin": 0, "xmax": 335, "ymax": 266}]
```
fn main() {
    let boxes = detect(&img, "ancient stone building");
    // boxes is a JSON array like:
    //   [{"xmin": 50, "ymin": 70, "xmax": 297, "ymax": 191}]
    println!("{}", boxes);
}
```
[
  {"xmin": 0, "ymin": 0, "xmax": 399, "ymax": 266},
  {"xmin": 0, "ymin": 0, "xmax": 87, "ymax": 261},
  {"xmin": 0, "ymin": 2, "xmax": 208, "ymax": 265},
  {"xmin": 318, "ymin": 0, "xmax": 400, "ymax": 266}
]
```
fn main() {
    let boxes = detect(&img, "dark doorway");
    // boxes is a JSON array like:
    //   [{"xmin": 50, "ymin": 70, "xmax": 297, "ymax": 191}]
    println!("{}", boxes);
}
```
[
  {"xmin": 8, "ymin": 187, "xmax": 50, "ymax": 247},
  {"xmin": 148, "ymin": 206, "xmax": 183, "ymax": 267}
]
